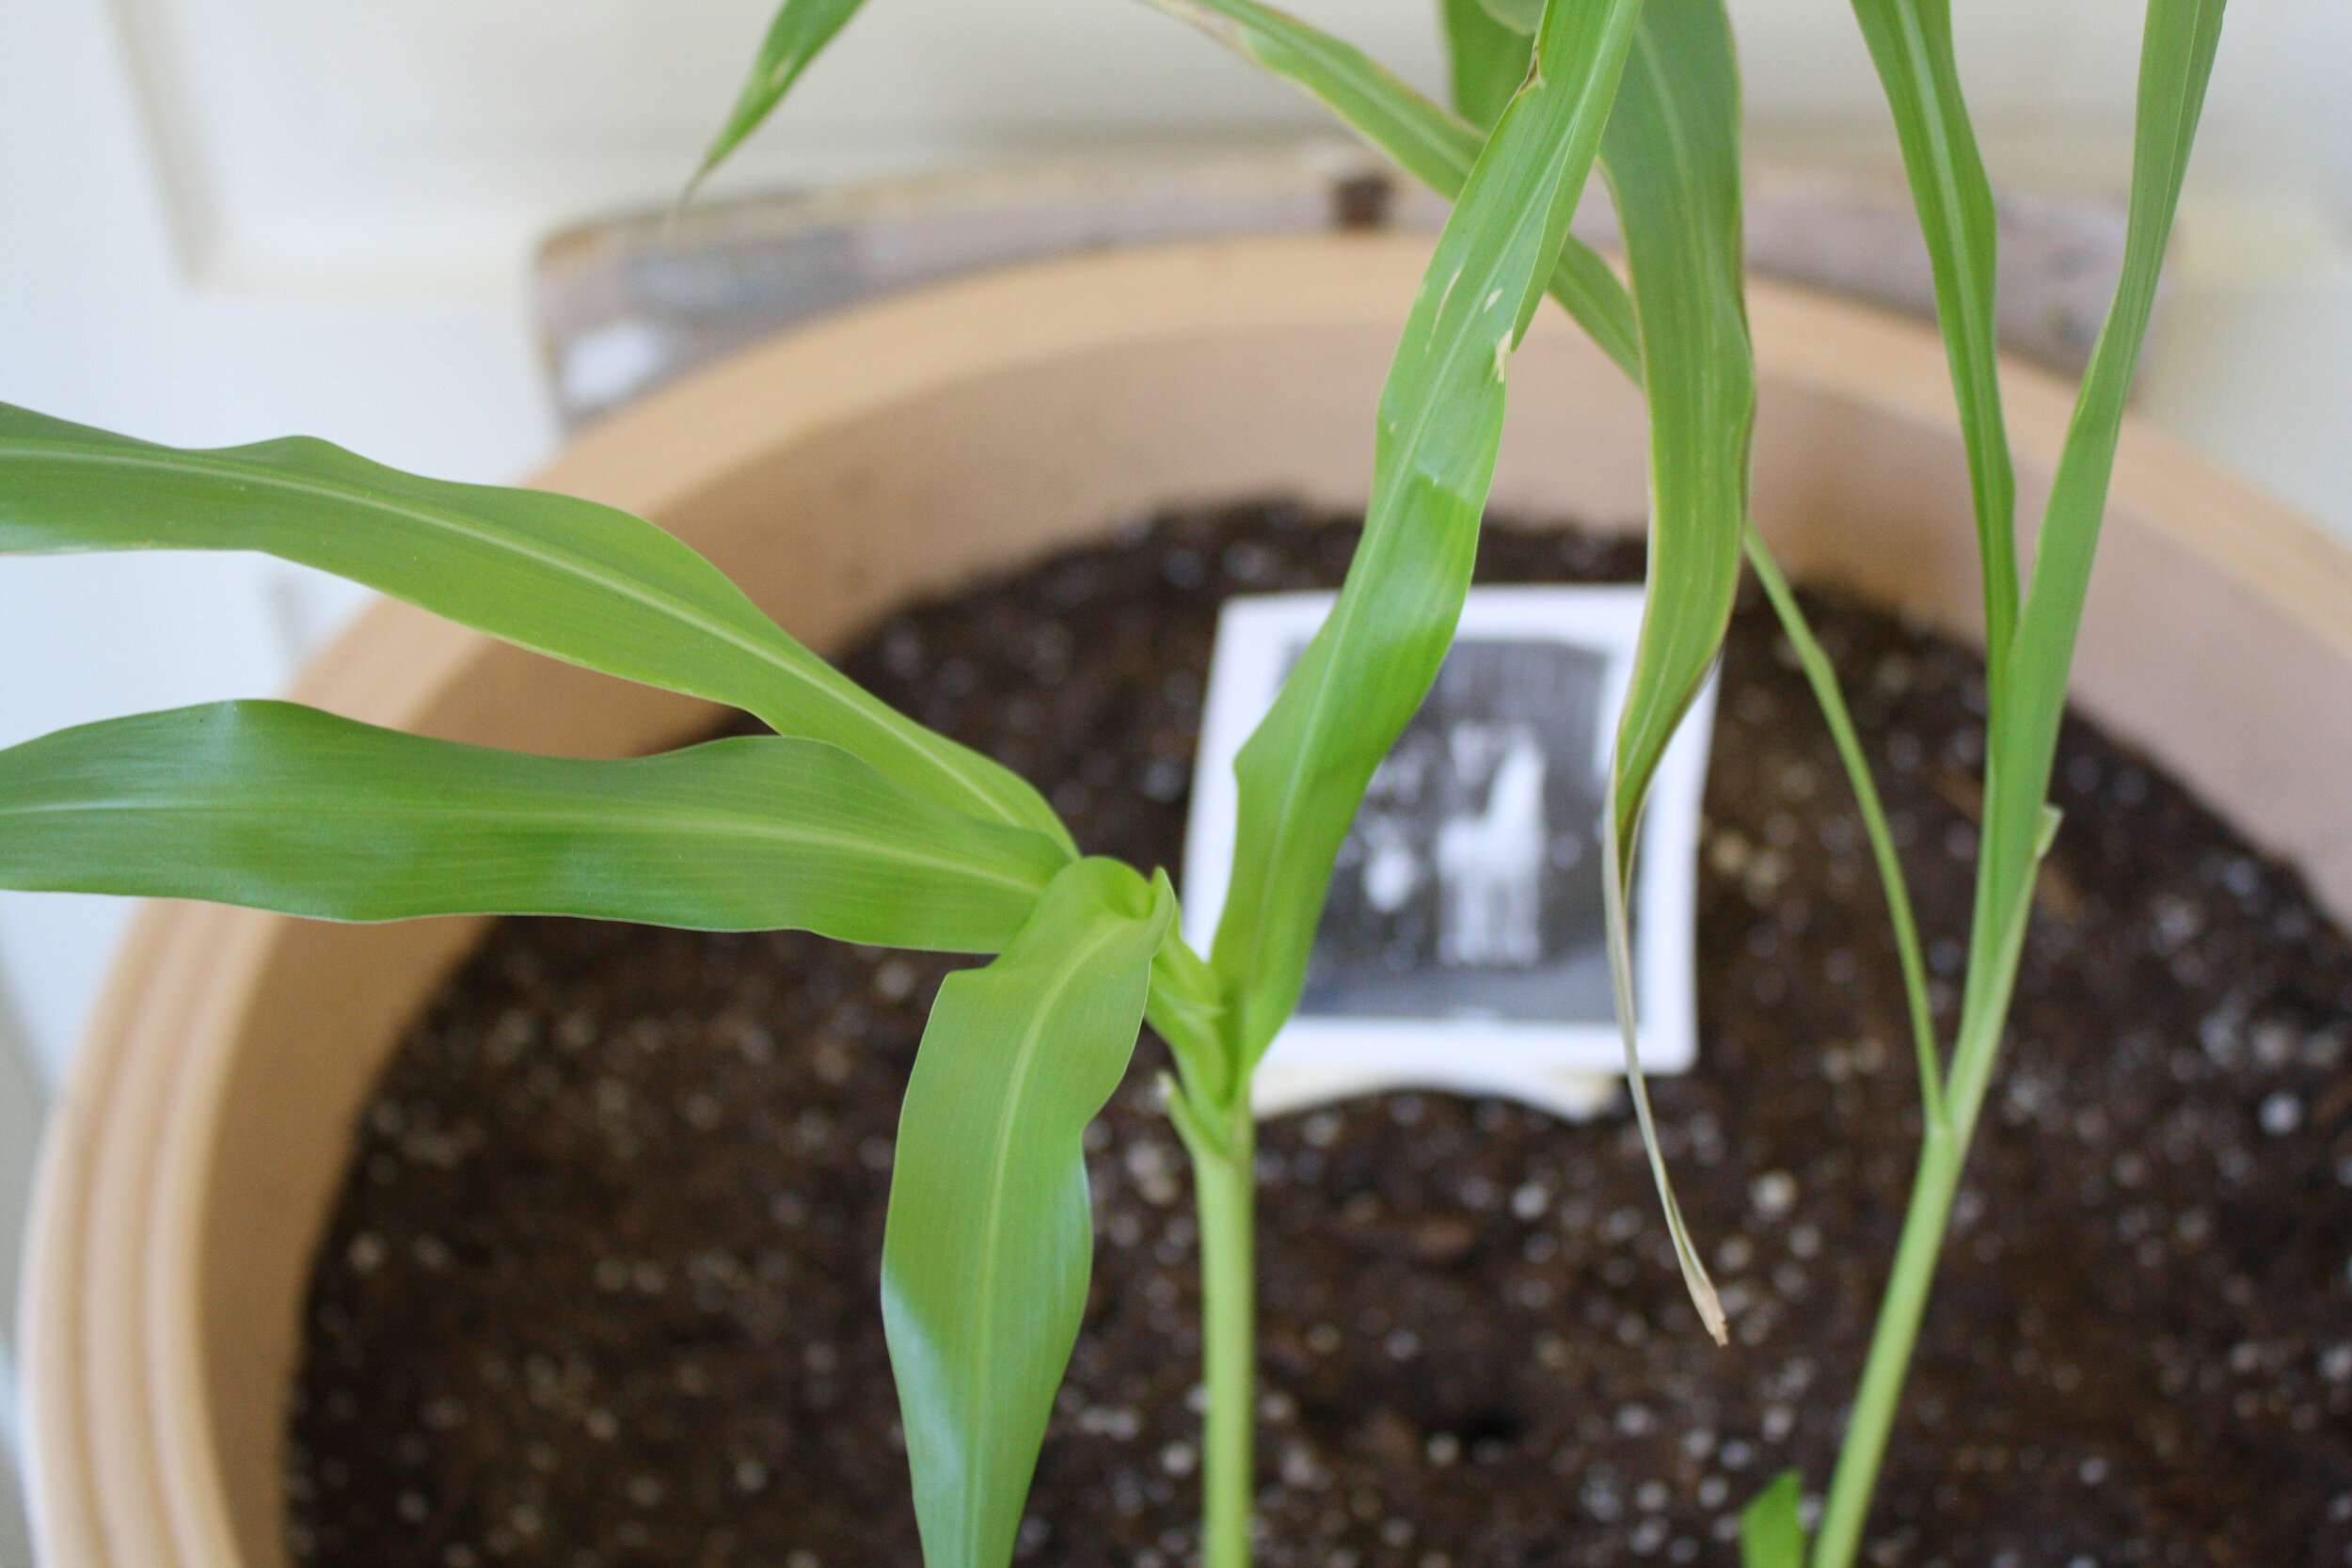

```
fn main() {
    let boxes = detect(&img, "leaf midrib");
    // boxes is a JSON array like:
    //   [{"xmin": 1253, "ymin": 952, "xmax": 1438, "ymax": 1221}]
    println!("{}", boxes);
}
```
[{"xmin": 0, "ymin": 794, "xmax": 1045, "ymax": 893}]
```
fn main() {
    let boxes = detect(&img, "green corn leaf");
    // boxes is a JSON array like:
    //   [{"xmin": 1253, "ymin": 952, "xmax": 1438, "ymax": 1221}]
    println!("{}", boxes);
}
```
[
  {"xmin": 1739, "ymin": 1471, "xmax": 1807, "ymax": 1568},
  {"xmin": 1849, "ymin": 0, "xmax": 2019, "ymax": 678},
  {"xmin": 692, "ymin": 0, "xmax": 871, "ymax": 192},
  {"xmin": 882, "ymin": 858, "xmax": 1174, "ymax": 1568},
  {"xmin": 1583, "ymin": 0, "xmax": 1753, "ymax": 1346},
  {"xmin": 0, "ymin": 701, "xmax": 1065, "ymax": 947},
  {"xmin": 1809, "ymin": 11, "xmax": 2228, "ymax": 1563},
  {"xmin": 1440, "ymin": 0, "xmax": 1534, "ymax": 132},
  {"xmin": 1137, "ymin": 0, "xmax": 1641, "ymax": 382},
  {"xmin": 1208, "ymin": 0, "xmax": 1644, "ymax": 1065},
  {"xmin": 0, "ymin": 404, "xmax": 1069, "ymax": 849},
  {"xmin": 1954, "ymin": 0, "xmax": 2227, "ymax": 1130},
  {"xmin": 1597, "ymin": 0, "xmax": 1752, "ymax": 857}
]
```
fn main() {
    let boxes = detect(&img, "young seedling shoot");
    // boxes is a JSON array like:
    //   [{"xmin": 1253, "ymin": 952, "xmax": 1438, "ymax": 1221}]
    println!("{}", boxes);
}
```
[{"xmin": 0, "ymin": 0, "xmax": 2225, "ymax": 1565}]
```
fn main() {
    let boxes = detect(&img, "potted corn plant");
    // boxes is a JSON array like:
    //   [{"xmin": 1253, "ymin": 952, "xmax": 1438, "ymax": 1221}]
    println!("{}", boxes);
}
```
[{"xmin": 13, "ymin": 0, "xmax": 2344, "ymax": 1566}]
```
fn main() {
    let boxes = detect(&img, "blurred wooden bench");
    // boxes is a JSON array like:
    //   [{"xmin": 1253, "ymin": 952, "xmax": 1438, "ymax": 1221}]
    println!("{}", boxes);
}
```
[{"xmin": 534, "ymin": 142, "xmax": 2134, "ymax": 430}]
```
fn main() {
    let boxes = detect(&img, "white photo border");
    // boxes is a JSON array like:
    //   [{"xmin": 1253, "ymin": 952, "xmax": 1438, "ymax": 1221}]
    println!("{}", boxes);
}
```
[{"xmin": 1181, "ymin": 586, "xmax": 1716, "ymax": 1099}]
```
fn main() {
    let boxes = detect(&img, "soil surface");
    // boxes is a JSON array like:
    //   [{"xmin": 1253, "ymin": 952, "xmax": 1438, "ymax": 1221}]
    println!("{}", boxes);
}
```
[{"xmin": 288, "ymin": 503, "xmax": 2352, "ymax": 1568}]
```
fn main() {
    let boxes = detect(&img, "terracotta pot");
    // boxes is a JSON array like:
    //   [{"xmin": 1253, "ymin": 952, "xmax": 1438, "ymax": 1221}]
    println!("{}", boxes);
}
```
[{"xmin": 22, "ymin": 232, "xmax": 2352, "ymax": 1568}]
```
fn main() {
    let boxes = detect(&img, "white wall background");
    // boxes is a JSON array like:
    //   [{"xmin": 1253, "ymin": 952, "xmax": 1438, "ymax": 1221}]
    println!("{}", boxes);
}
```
[{"xmin": 1, "ymin": 0, "xmax": 2348, "ymax": 1089}]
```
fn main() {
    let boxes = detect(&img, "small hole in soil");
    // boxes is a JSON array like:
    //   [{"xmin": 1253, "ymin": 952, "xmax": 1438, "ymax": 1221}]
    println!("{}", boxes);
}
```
[{"xmin": 1447, "ymin": 1406, "xmax": 1529, "ymax": 1451}]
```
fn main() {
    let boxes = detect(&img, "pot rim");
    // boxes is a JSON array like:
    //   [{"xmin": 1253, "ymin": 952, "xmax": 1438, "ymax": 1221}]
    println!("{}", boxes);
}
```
[{"xmin": 21, "ymin": 230, "xmax": 2352, "ymax": 1568}]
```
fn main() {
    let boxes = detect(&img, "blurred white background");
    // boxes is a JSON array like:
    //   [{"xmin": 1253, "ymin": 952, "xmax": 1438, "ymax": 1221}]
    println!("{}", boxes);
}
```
[{"xmin": 0, "ymin": 0, "xmax": 2346, "ymax": 1264}]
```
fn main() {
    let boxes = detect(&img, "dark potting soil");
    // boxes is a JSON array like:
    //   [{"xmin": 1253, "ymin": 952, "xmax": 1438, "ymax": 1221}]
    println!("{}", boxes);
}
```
[{"xmin": 287, "ymin": 502, "xmax": 2352, "ymax": 1568}]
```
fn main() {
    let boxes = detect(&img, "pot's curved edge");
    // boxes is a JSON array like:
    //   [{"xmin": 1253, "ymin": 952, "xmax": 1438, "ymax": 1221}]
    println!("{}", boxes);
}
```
[
  {"xmin": 1750, "ymin": 278, "xmax": 2352, "ymax": 666},
  {"xmin": 21, "ymin": 903, "xmax": 269, "ymax": 1568},
  {"xmin": 15, "ymin": 627, "xmax": 554, "ymax": 1568},
  {"xmin": 23, "ymin": 229, "xmax": 2352, "ymax": 1568},
  {"xmin": 18, "ymin": 906, "xmax": 161, "ymax": 1568},
  {"xmin": 532, "ymin": 227, "xmax": 2352, "ymax": 689},
  {"xmin": 144, "ymin": 909, "xmax": 321, "ymax": 1568},
  {"xmin": 522, "ymin": 231, "xmax": 1437, "ymax": 524}
]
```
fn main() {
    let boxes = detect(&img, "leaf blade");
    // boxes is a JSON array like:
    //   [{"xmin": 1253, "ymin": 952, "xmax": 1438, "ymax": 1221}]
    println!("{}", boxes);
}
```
[
  {"xmin": 0, "ymin": 701, "xmax": 1063, "ymax": 948},
  {"xmin": 1207, "ymin": 0, "xmax": 1645, "ymax": 1063},
  {"xmin": 1740, "ymin": 1471, "xmax": 1807, "ymax": 1568},
  {"xmin": 1590, "ymin": 0, "xmax": 1756, "ymax": 1345},
  {"xmin": 1597, "ymin": 0, "xmax": 1753, "ymax": 852},
  {"xmin": 1439, "ymin": 0, "xmax": 1534, "ymax": 132},
  {"xmin": 0, "ymin": 404, "xmax": 1069, "ymax": 847},
  {"xmin": 693, "ymin": 0, "xmax": 871, "ymax": 191},
  {"xmin": 1849, "ymin": 0, "xmax": 2019, "ymax": 675},
  {"xmin": 1957, "ymin": 0, "xmax": 2227, "ymax": 1126},
  {"xmin": 1741, "ymin": 526, "xmax": 1944, "ymax": 1131},
  {"xmin": 882, "ymin": 859, "xmax": 1173, "ymax": 1568}
]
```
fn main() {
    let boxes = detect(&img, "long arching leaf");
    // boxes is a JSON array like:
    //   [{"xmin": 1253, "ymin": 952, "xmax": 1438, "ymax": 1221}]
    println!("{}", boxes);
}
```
[
  {"xmin": 0, "ymin": 404, "xmax": 1069, "ymax": 847},
  {"xmin": 1137, "ymin": 0, "xmax": 1641, "ymax": 382},
  {"xmin": 1589, "ymin": 0, "xmax": 1756, "ymax": 1346},
  {"xmin": 1432, "ymin": 0, "xmax": 1937, "ymax": 1159},
  {"xmin": 1207, "ymin": 0, "xmax": 1645, "ymax": 1065},
  {"xmin": 882, "ymin": 859, "xmax": 1173, "ymax": 1568},
  {"xmin": 0, "ymin": 701, "xmax": 1062, "ymax": 947},
  {"xmin": 1597, "ymin": 0, "xmax": 1751, "ymax": 856}
]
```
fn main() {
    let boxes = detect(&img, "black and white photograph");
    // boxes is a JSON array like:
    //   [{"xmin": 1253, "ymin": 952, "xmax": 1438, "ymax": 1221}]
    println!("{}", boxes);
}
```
[{"xmin": 1183, "ymin": 587, "xmax": 1713, "ymax": 1112}]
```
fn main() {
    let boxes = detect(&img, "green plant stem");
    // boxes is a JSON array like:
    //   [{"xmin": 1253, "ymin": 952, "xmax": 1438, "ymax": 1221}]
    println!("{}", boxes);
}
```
[
  {"xmin": 1187, "ymin": 1100, "xmax": 1259, "ymax": 1568},
  {"xmin": 1810, "ymin": 4, "xmax": 2223, "ymax": 1560},
  {"xmin": 1807, "ymin": 1118, "xmax": 1961, "ymax": 1568},
  {"xmin": 1154, "ymin": 932, "xmax": 1254, "ymax": 1568},
  {"xmin": 1740, "ymin": 525, "xmax": 1944, "ymax": 1131},
  {"xmin": 1810, "ymin": 895, "xmax": 2030, "ymax": 1568}
]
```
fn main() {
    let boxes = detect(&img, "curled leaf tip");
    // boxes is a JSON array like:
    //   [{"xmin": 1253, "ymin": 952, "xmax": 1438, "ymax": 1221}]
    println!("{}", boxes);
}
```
[
  {"xmin": 1658, "ymin": 1174, "xmax": 1727, "ymax": 1344},
  {"xmin": 1603, "ymin": 791, "xmax": 1725, "ymax": 1346},
  {"xmin": 1690, "ymin": 1267, "xmax": 1729, "ymax": 1346}
]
